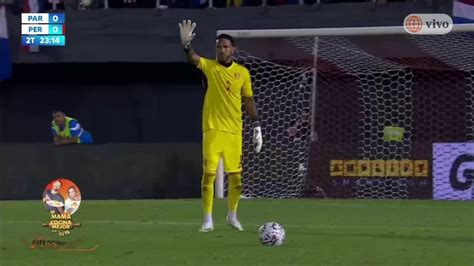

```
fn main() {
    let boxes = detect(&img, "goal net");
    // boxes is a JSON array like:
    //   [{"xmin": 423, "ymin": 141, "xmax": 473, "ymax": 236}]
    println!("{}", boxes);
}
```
[{"xmin": 216, "ymin": 25, "xmax": 474, "ymax": 199}]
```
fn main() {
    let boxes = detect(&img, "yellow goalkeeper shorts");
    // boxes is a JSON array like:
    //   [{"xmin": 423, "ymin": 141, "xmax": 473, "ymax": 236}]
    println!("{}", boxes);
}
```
[{"xmin": 203, "ymin": 130, "xmax": 242, "ymax": 174}]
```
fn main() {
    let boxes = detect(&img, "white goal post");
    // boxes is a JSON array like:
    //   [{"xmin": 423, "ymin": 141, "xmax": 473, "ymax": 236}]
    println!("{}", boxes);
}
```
[{"xmin": 214, "ymin": 24, "xmax": 474, "ymax": 199}]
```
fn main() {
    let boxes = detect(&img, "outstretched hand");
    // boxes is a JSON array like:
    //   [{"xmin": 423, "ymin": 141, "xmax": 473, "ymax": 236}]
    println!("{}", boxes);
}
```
[{"xmin": 178, "ymin": 20, "xmax": 196, "ymax": 48}]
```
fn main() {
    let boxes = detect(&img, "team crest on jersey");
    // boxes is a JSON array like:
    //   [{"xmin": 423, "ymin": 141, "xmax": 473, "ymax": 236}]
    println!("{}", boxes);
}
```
[{"xmin": 234, "ymin": 73, "xmax": 241, "ymax": 80}]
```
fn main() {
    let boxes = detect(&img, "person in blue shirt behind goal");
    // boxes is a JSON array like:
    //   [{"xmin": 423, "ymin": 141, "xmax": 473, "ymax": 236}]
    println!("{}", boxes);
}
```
[{"xmin": 51, "ymin": 110, "xmax": 94, "ymax": 145}]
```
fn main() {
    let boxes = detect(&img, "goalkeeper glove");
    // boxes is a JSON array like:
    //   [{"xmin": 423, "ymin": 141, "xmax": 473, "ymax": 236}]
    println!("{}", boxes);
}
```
[
  {"xmin": 178, "ymin": 19, "xmax": 196, "ymax": 49},
  {"xmin": 253, "ymin": 122, "xmax": 263, "ymax": 153}
]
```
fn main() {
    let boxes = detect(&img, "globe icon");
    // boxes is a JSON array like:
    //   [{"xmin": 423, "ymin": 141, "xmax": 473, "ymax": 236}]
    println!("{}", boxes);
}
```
[{"xmin": 405, "ymin": 16, "xmax": 423, "ymax": 33}]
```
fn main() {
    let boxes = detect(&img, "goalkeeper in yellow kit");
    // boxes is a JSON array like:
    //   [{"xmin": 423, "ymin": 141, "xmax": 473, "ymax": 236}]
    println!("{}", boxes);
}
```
[{"xmin": 179, "ymin": 20, "xmax": 263, "ymax": 232}]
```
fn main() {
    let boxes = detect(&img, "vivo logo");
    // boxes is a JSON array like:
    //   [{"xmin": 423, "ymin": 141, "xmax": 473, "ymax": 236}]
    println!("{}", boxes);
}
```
[{"xmin": 403, "ymin": 14, "xmax": 453, "ymax": 35}]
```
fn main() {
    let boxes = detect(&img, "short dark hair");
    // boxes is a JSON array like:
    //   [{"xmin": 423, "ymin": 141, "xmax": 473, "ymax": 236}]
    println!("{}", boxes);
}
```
[
  {"xmin": 52, "ymin": 110, "xmax": 65, "ymax": 115},
  {"xmin": 216, "ymin": 34, "xmax": 235, "ymax": 46}
]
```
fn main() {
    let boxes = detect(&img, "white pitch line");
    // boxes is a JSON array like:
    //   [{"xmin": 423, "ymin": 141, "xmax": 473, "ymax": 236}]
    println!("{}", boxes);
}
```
[
  {"xmin": 239, "ymin": 201, "xmax": 474, "ymax": 209},
  {"xmin": 1, "ymin": 220, "xmax": 473, "ymax": 231},
  {"xmin": 1, "ymin": 200, "xmax": 472, "ymax": 210}
]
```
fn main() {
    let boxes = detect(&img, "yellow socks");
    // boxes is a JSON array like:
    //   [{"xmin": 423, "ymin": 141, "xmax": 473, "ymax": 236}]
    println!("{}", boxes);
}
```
[
  {"xmin": 227, "ymin": 172, "xmax": 242, "ymax": 214},
  {"xmin": 201, "ymin": 173, "xmax": 216, "ymax": 217}
]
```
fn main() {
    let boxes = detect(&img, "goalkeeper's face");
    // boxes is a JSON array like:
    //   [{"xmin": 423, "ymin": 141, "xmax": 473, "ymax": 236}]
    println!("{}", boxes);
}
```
[{"xmin": 216, "ymin": 39, "xmax": 235, "ymax": 64}]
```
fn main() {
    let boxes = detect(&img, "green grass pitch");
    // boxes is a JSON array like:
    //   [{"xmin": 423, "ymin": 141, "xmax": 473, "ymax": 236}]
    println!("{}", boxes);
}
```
[{"xmin": 0, "ymin": 199, "xmax": 473, "ymax": 266}]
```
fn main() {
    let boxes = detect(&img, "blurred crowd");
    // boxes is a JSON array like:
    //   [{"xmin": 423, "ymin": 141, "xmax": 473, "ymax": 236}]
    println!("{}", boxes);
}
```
[{"xmin": 0, "ymin": 0, "xmax": 409, "ymax": 10}]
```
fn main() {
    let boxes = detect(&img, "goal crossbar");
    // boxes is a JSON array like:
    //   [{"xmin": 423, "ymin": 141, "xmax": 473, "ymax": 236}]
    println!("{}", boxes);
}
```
[{"xmin": 217, "ymin": 24, "xmax": 474, "ymax": 38}]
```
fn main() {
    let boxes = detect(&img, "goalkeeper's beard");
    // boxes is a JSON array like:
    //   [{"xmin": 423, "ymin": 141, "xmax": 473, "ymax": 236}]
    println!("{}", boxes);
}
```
[{"xmin": 217, "ymin": 54, "xmax": 233, "ymax": 65}]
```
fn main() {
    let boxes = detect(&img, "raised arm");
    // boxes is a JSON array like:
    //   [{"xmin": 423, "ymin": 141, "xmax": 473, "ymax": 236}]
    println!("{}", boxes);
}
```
[
  {"xmin": 179, "ymin": 20, "xmax": 200, "ymax": 66},
  {"xmin": 184, "ymin": 45, "xmax": 200, "ymax": 66}
]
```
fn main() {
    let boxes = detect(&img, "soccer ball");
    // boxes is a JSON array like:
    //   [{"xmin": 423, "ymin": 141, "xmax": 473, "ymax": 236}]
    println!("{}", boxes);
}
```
[{"xmin": 258, "ymin": 222, "xmax": 285, "ymax": 246}]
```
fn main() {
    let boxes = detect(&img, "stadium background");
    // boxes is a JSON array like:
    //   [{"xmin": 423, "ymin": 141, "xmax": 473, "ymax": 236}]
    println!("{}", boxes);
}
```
[
  {"xmin": 0, "ymin": 1, "xmax": 472, "ymax": 200},
  {"xmin": 0, "ymin": 2, "xmax": 473, "ymax": 266}
]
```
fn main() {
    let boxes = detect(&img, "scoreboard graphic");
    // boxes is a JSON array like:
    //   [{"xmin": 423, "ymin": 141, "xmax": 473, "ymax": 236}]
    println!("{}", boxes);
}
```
[{"xmin": 21, "ymin": 13, "xmax": 65, "ymax": 46}]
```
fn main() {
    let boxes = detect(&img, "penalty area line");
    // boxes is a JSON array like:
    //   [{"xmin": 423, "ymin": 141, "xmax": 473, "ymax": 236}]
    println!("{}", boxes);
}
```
[{"xmin": 1, "ymin": 220, "xmax": 473, "ymax": 231}]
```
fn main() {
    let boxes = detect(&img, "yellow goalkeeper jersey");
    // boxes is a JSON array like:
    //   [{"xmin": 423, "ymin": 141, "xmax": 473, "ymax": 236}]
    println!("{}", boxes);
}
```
[{"xmin": 198, "ymin": 57, "xmax": 253, "ymax": 134}]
